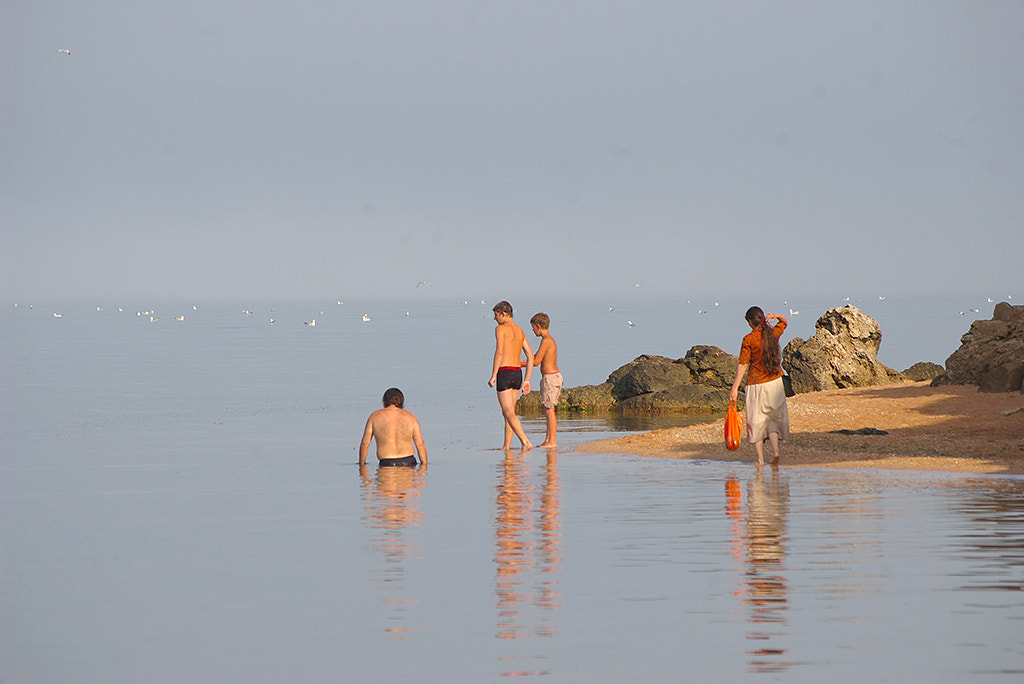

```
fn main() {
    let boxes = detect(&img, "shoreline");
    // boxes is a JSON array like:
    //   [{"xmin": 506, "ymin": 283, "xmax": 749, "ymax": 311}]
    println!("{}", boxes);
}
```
[{"xmin": 574, "ymin": 381, "xmax": 1024, "ymax": 475}]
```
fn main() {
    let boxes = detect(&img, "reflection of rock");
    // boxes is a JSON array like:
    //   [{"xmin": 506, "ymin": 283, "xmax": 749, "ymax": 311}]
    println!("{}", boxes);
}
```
[
  {"xmin": 618, "ymin": 385, "xmax": 731, "ymax": 413},
  {"xmin": 902, "ymin": 362, "xmax": 945, "ymax": 382},
  {"xmin": 932, "ymin": 302, "xmax": 1024, "ymax": 393},
  {"xmin": 782, "ymin": 306, "xmax": 903, "ymax": 393}
]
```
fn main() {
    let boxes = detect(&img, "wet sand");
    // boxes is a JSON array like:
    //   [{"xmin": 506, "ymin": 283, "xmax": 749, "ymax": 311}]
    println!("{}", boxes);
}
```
[{"xmin": 576, "ymin": 381, "xmax": 1024, "ymax": 475}]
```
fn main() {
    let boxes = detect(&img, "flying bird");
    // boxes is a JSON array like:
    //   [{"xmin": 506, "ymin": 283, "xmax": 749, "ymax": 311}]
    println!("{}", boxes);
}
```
[
  {"xmin": 362, "ymin": 314, "xmax": 372, "ymax": 322},
  {"xmin": 57, "ymin": 49, "xmax": 71, "ymax": 55}
]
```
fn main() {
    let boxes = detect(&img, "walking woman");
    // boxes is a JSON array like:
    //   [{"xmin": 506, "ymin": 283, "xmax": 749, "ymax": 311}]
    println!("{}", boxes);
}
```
[{"xmin": 729, "ymin": 307, "xmax": 789, "ymax": 465}]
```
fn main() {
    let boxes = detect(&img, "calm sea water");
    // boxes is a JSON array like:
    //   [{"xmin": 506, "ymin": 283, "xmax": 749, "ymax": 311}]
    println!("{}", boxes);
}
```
[{"xmin": 2, "ymin": 296, "xmax": 1022, "ymax": 682}]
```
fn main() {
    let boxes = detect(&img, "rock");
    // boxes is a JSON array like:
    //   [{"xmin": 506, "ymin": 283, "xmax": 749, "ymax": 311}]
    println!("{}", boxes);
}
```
[
  {"xmin": 618, "ymin": 385, "xmax": 732, "ymax": 413},
  {"xmin": 518, "ymin": 347, "xmax": 739, "ymax": 414},
  {"xmin": 607, "ymin": 355, "xmax": 693, "ymax": 401},
  {"xmin": 902, "ymin": 361, "xmax": 945, "ymax": 382},
  {"xmin": 680, "ymin": 345, "xmax": 739, "ymax": 389},
  {"xmin": 518, "ymin": 382, "xmax": 615, "ymax": 412},
  {"xmin": 934, "ymin": 302, "xmax": 1024, "ymax": 393},
  {"xmin": 782, "ymin": 305, "xmax": 904, "ymax": 392}
]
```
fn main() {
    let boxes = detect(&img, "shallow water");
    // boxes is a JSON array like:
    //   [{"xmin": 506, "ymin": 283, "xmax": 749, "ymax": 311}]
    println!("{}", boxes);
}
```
[{"xmin": 2, "ymin": 299, "xmax": 1022, "ymax": 682}]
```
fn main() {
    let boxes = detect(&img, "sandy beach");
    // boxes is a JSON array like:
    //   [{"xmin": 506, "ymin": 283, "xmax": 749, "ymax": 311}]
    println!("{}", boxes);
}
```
[{"xmin": 577, "ymin": 381, "xmax": 1024, "ymax": 475}]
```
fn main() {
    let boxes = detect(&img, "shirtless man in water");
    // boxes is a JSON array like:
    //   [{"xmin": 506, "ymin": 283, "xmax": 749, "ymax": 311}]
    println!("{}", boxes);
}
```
[
  {"xmin": 488, "ymin": 301, "xmax": 534, "ymax": 450},
  {"xmin": 358, "ymin": 388, "xmax": 428, "ymax": 467}
]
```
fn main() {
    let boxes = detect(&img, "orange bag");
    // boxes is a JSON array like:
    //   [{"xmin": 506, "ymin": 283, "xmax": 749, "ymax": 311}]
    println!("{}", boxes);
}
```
[{"xmin": 724, "ymin": 400, "xmax": 743, "ymax": 451}]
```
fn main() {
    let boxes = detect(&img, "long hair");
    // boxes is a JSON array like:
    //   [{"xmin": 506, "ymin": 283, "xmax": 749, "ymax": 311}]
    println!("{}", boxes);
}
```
[{"xmin": 745, "ymin": 306, "xmax": 781, "ymax": 372}]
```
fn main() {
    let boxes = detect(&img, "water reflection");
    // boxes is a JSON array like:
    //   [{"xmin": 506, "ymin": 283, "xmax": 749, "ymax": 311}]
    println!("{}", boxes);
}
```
[
  {"xmin": 728, "ymin": 467, "xmax": 792, "ymax": 674},
  {"xmin": 494, "ymin": 451, "xmax": 562, "ymax": 676},
  {"xmin": 951, "ymin": 478, "xmax": 1024, "ymax": 592},
  {"xmin": 359, "ymin": 464, "xmax": 427, "ymax": 640}
]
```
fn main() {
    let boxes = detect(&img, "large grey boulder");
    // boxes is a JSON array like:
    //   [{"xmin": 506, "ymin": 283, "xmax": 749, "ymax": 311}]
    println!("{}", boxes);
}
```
[
  {"xmin": 607, "ymin": 354, "xmax": 693, "ymax": 400},
  {"xmin": 680, "ymin": 345, "xmax": 740, "ymax": 388},
  {"xmin": 933, "ymin": 302, "xmax": 1024, "ymax": 393},
  {"xmin": 782, "ymin": 305, "xmax": 904, "ymax": 392}
]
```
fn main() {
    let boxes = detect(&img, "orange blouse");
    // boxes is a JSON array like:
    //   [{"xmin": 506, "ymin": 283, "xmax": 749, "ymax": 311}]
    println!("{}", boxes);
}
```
[{"xmin": 738, "ymin": 321, "xmax": 787, "ymax": 386}]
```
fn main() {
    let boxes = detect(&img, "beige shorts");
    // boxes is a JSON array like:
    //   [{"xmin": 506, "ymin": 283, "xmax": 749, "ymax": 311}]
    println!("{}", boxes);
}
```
[
  {"xmin": 745, "ymin": 377, "xmax": 789, "ymax": 443},
  {"xmin": 539, "ymin": 372, "xmax": 563, "ymax": 408}
]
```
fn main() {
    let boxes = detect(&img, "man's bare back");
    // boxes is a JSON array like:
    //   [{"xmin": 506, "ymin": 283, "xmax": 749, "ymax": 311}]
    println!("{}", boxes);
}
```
[{"xmin": 359, "ymin": 392, "xmax": 427, "ymax": 466}]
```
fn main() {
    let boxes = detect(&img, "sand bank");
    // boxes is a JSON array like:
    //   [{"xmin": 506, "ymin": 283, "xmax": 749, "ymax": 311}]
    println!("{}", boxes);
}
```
[{"xmin": 576, "ymin": 381, "xmax": 1024, "ymax": 475}]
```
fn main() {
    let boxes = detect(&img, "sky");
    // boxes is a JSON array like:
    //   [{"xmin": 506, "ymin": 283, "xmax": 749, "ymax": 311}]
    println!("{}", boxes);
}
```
[{"xmin": 4, "ymin": 1, "xmax": 1022, "ymax": 303}]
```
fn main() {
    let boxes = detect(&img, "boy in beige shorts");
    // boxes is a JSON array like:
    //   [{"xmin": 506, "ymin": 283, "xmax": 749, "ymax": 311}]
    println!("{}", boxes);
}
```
[{"xmin": 525, "ymin": 312, "xmax": 562, "ymax": 448}]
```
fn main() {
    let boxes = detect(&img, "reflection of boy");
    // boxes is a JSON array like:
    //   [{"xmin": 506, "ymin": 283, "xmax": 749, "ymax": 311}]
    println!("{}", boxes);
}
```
[
  {"xmin": 488, "ymin": 301, "xmax": 534, "ymax": 450},
  {"xmin": 526, "ymin": 312, "xmax": 562, "ymax": 448}
]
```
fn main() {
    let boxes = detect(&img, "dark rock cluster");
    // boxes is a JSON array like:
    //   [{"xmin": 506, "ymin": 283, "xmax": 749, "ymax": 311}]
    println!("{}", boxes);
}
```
[
  {"xmin": 519, "ymin": 304, "xmax": 1020, "ymax": 414},
  {"xmin": 932, "ymin": 302, "xmax": 1024, "ymax": 393}
]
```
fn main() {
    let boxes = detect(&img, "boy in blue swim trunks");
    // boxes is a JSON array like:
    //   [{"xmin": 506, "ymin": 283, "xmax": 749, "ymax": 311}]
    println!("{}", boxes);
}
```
[
  {"xmin": 488, "ymin": 301, "xmax": 534, "ymax": 450},
  {"xmin": 358, "ymin": 388, "xmax": 428, "ymax": 467}
]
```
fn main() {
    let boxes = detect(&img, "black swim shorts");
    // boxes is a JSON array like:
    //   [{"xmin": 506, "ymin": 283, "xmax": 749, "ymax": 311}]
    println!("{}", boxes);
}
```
[
  {"xmin": 378, "ymin": 455, "xmax": 418, "ymax": 467},
  {"xmin": 495, "ymin": 367, "xmax": 523, "ymax": 392}
]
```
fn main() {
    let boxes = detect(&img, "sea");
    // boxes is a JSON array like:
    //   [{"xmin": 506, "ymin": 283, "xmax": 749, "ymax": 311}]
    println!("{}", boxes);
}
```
[{"xmin": 2, "ymin": 294, "xmax": 1022, "ymax": 683}]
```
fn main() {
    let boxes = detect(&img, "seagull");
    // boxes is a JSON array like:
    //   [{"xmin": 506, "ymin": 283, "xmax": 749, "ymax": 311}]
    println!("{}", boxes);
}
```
[
  {"xmin": 150, "ymin": 316, "xmax": 159, "ymax": 322},
  {"xmin": 416, "ymin": 281, "xmax": 430, "ymax": 288},
  {"xmin": 789, "ymin": 309, "xmax": 800, "ymax": 316},
  {"xmin": 305, "ymin": 319, "xmax": 316, "ymax": 326},
  {"xmin": 270, "ymin": 318, "xmax": 276, "ymax": 325},
  {"xmin": 878, "ymin": 296, "xmax": 886, "ymax": 300},
  {"xmin": 970, "ymin": 309, "xmax": 979, "ymax": 313},
  {"xmin": 959, "ymin": 311, "xmax": 966, "ymax": 316},
  {"xmin": 627, "ymin": 320, "xmax": 635, "ymax": 327},
  {"xmin": 362, "ymin": 314, "xmax": 372, "ymax": 322},
  {"xmin": 57, "ymin": 49, "xmax": 71, "ymax": 55},
  {"xmin": 96, "ymin": 306, "xmax": 104, "ymax": 311},
  {"xmin": 175, "ymin": 316, "xmax": 185, "ymax": 322},
  {"xmin": 698, "ymin": 310, "xmax": 708, "ymax": 315},
  {"xmin": 53, "ymin": 312, "xmax": 63, "ymax": 318},
  {"xmin": 988, "ymin": 298, "xmax": 994, "ymax": 303}
]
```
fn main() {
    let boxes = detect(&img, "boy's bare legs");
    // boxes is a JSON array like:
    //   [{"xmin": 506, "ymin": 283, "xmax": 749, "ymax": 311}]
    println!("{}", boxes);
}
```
[
  {"xmin": 497, "ymin": 389, "xmax": 532, "ymax": 450},
  {"xmin": 539, "ymin": 407, "xmax": 557, "ymax": 448}
]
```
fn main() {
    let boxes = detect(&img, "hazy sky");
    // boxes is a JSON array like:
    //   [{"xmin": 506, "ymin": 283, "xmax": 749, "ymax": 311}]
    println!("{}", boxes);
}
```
[{"xmin": 5, "ymin": 1, "xmax": 1022, "ymax": 303}]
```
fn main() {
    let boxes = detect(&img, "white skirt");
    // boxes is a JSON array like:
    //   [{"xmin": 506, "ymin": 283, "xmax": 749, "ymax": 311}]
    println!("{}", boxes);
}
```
[{"xmin": 745, "ymin": 377, "xmax": 790, "ymax": 443}]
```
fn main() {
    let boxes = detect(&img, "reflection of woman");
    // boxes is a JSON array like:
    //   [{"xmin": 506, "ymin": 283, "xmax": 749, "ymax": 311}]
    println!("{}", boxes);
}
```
[
  {"xmin": 743, "ymin": 468, "xmax": 790, "ymax": 673},
  {"xmin": 730, "ymin": 307, "xmax": 789, "ymax": 465}
]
